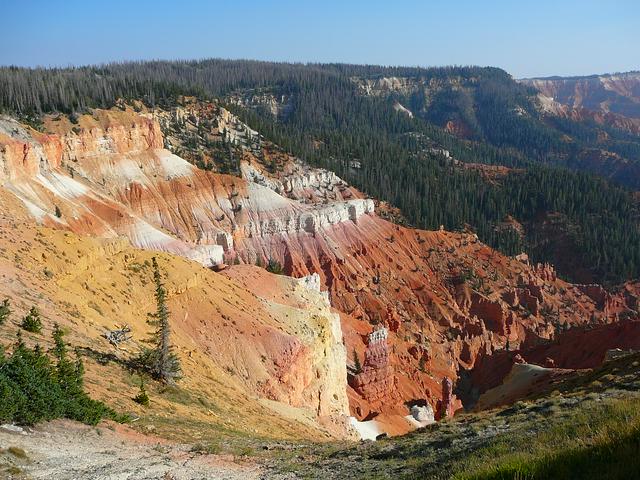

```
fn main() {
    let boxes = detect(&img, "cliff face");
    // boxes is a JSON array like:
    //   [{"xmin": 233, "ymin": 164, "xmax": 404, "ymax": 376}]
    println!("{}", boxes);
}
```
[
  {"xmin": 222, "ymin": 269, "xmax": 352, "ymax": 435},
  {"xmin": 523, "ymin": 72, "xmax": 640, "ymax": 139},
  {"xmin": 519, "ymin": 73, "xmax": 640, "ymax": 188},
  {"xmin": 1, "ymin": 106, "xmax": 637, "ymax": 437},
  {"xmin": 522, "ymin": 72, "xmax": 640, "ymax": 119},
  {"xmin": 0, "ymin": 108, "xmax": 374, "ymax": 268}
]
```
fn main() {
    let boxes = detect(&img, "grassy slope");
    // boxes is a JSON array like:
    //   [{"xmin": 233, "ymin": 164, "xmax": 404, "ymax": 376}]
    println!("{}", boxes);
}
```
[
  {"xmin": 267, "ymin": 353, "xmax": 640, "ymax": 479},
  {"xmin": 454, "ymin": 396, "xmax": 640, "ymax": 480}
]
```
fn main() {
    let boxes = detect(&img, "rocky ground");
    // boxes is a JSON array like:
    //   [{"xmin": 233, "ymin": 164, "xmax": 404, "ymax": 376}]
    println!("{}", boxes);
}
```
[{"xmin": 0, "ymin": 420, "xmax": 264, "ymax": 480}]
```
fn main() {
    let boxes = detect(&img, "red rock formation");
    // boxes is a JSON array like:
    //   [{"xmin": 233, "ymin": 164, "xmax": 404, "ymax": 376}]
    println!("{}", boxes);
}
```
[
  {"xmin": 577, "ymin": 284, "xmax": 612, "ymax": 310},
  {"xmin": 1, "ymin": 106, "xmax": 637, "ymax": 433},
  {"xmin": 518, "ymin": 288, "xmax": 540, "ymax": 316},
  {"xmin": 470, "ymin": 292, "xmax": 510, "ymax": 335},
  {"xmin": 522, "ymin": 72, "xmax": 640, "ymax": 124},
  {"xmin": 535, "ymin": 263, "xmax": 557, "ymax": 282},
  {"xmin": 438, "ymin": 377, "xmax": 454, "ymax": 419},
  {"xmin": 521, "ymin": 73, "xmax": 640, "ymax": 185},
  {"xmin": 350, "ymin": 328, "xmax": 401, "ymax": 416},
  {"xmin": 470, "ymin": 318, "xmax": 640, "ymax": 403}
]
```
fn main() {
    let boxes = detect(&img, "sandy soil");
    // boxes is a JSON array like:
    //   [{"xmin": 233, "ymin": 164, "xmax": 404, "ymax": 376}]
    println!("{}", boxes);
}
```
[{"xmin": 0, "ymin": 420, "xmax": 264, "ymax": 480}]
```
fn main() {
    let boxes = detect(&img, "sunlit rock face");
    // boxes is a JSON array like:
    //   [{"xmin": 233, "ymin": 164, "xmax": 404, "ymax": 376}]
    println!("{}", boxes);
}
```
[{"xmin": 0, "ymin": 108, "xmax": 374, "ymax": 268}]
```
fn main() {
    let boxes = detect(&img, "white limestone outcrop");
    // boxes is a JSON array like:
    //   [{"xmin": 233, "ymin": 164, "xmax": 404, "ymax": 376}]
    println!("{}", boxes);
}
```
[
  {"xmin": 241, "ymin": 160, "xmax": 345, "ymax": 202},
  {"xmin": 244, "ymin": 198, "xmax": 374, "ymax": 238},
  {"xmin": 298, "ymin": 273, "xmax": 329, "ymax": 304}
]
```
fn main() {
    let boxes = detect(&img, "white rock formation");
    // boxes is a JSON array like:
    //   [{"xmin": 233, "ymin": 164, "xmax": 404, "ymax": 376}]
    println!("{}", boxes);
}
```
[
  {"xmin": 411, "ymin": 404, "xmax": 435, "ymax": 424},
  {"xmin": 298, "ymin": 272, "xmax": 322, "ymax": 293},
  {"xmin": 1, "ymin": 111, "xmax": 376, "ymax": 271},
  {"xmin": 349, "ymin": 417, "xmax": 382, "ymax": 441},
  {"xmin": 393, "ymin": 101, "xmax": 414, "ymax": 118},
  {"xmin": 241, "ymin": 160, "xmax": 345, "ymax": 202},
  {"xmin": 405, "ymin": 404, "xmax": 435, "ymax": 429},
  {"xmin": 244, "ymin": 198, "xmax": 374, "ymax": 238}
]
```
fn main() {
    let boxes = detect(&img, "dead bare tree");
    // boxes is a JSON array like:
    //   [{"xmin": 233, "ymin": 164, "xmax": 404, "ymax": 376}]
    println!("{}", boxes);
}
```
[{"xmin": 104, "ymin": 324, "xmax": 132, "ymax": 348}]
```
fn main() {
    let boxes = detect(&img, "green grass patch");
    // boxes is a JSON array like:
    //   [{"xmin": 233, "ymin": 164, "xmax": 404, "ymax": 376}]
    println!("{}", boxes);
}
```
[
  {"xmin": 7, "ymin": 447, "xmax": 27, "ymax": 459},
  {"xmin": 453, "ymin": 398, "xmax": 640, "ymax": 480}
]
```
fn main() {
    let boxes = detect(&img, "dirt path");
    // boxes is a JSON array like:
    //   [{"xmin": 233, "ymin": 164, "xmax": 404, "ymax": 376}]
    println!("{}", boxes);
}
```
[{"xmin": 0, "ymin": 420, "xmax": 265, "ymax": 479}]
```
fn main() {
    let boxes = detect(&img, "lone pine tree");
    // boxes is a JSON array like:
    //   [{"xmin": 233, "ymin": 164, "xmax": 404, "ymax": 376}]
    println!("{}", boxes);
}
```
[{"xmin": 138, "ymin": 257, "xmax": 181, "ymax": 384}]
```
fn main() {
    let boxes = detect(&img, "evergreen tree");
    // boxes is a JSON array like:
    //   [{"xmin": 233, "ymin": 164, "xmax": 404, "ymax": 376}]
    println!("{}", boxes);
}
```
[
  {"xmin": 52, "ymin": 324, "xmax": 82, "ymax": 399},
  {"xmin": 266, "ymin": 258, "xmax": 284, "ymax": 275},
  {"xmin": 21, "ymin": 306, "xmax": 42, "ymax": 333},
  {"xmin": 133, "ymin": 379, "xmax": 150, "ymax": 406},
  {"xmin": 0, "ymin": 328, "xmax": 113, "ymax": 425},
  {"xmin": 137, "ymin": 257, "xmax": 181, "ymax": 384},
  {"xmin": 353, "ymin": 349, "xmax": 362, "ymax": 374}
]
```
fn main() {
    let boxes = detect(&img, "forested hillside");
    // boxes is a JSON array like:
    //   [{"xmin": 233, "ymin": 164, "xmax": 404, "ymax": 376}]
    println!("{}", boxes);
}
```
[{"xmin": 1, "ymin": 60, "xmax": 638, "ymax": 284}]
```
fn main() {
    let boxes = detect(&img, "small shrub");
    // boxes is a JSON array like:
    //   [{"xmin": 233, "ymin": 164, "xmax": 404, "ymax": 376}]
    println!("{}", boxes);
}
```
[
  {"xmin": 353, "ymin": 349, "xmax": 362, "ymax": 374},
  {"xmin": 419, "ymin": 356, "xmax": 427, "ymax": 373},
  {"xmin": 0, "ymin": 299, "xmax": 10, "ymax": 325},
  {"xmin": 127, "ymin": 263, "xmax": 144, "ymax": 273},
  {"xmin": 266, "ymin": 258, "xmax": 284, "ymax": 275},
  {"xmin": 7, "ymin": 447, "xmax": 27, "ymax": 459},
  {"xmin": 20, "ymin": 307, "xmax": 42, "ymax": 333},
  {"xmin": 133, "ymin": 380, "xmax": 150, "ymax": 406},
  {"xmin": 190, "ymin": 442, "xmax": 222, "ymax": 455},
  {"xmin": 232, "ymin": 445, "xmax": 255, "ymax": 457}
]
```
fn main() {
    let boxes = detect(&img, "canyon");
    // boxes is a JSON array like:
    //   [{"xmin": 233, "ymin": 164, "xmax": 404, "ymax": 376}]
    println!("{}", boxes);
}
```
[
  {"xmin": 0, "ymin": 102, "xmax": 638, "ymax": 440},
  {"xmin": 521, "ymin": 72, "xmax": 640, "ymax": 120},
  {"xmin": 520, "ymin": 72, "xmax": 640, "ymax": 187}
]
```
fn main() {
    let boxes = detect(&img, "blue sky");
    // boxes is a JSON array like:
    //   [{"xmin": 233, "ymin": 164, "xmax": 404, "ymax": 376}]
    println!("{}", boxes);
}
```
[{"xmin": 1, "ymin": 0, "xmax": 638, "ymax": 78}]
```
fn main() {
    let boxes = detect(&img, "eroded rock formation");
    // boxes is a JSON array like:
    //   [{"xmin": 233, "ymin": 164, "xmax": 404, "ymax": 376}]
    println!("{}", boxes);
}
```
[
  {"xmin": 1, "ymin": 105, "xmax": 637, "ymax": 436},
  {"xmin": 350, "ymin": 327, "xmax": 401, "ymax": 415},
  {"xmin": 0, "ymin": 108, "xmax": 374, "ymax": 269}
]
